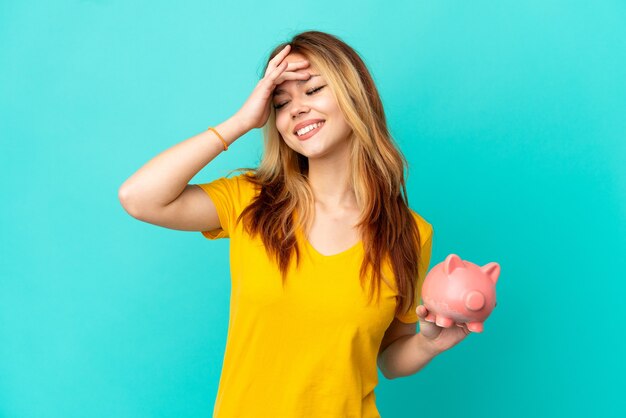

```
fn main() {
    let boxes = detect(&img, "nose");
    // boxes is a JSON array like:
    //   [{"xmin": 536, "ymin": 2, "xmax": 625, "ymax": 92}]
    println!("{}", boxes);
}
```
[
  {"xmin": 464, "ymin": 291, "xmax": 485, "ymax": 311},
  {"xmin": 290, "ymin": 99, "xmax": 310, "ymax": 119}
]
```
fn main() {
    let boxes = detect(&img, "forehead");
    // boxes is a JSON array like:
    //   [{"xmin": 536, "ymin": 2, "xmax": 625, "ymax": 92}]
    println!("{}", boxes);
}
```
[
  {"xmin": 273, "ymin": 52, "xmax": 321, "ymax": 96},
  {"xmin": 284, "ymin": 51, "xmax": 307, "ymax": 61}
]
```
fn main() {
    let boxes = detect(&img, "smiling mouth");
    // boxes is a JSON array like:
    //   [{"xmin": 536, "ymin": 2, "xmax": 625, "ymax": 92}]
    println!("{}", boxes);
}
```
[{"xmin": 295, "ymin": 121, "xmax": 325, "ymax": 140}]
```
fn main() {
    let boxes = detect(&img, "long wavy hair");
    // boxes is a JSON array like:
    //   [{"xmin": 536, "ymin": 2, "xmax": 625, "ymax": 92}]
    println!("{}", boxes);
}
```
[{"xmin": 229, "ymin": 30, "xmax": 423, "ymax": 318}]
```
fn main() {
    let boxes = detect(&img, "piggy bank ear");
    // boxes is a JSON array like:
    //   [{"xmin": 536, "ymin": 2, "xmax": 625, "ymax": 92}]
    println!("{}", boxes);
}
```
[
  {"xmin": 444, "ymin": 254, "xmax": 465, "ymax": 275},
  {"xmin": 480, "ymin": 262, "xmax": 501, "ymax": 284}
]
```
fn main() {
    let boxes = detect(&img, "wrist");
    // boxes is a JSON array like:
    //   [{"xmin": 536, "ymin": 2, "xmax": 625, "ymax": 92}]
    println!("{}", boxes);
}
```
[
  {"xmin": 231, "ymin": 113, "xmax": 253, "ymax": 133},
  {"xmin": 416, "ymin": 332, "xmax": 444, "ymax": 357}
]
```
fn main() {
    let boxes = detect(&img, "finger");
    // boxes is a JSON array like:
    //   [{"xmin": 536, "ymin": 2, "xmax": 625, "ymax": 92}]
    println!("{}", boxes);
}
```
[
  {"xmin": 274, "ymin": 62, "xmax": 310, "ymax": 84},
  {"xmin": 276, "ymin": 59, "xmax": 309, "ymax": 77},
  {"xmin": 455, "ymin": 323, "xmax": 471, "ymax": 333},
  {"xmin": 285, "ymin": 62, "xmax": 310, "ymax": 74},
  {"xmin": 266, "ymin": 61, "xmax": 290, "ymax": 84},
  {"xmin": 264, "ymin": 68, "xmax": 308, "ymax": 94},
  {"xmin": 274, "ymin": 70, "xmax": 311, "ymax": 86},
  {"xmin": 271, "ymin": 59, "xmax": 309, "ymax": 78},
  {"xmin": 287, "ymin": 60, "xmax": 309, "ymax": 70},
  {"xmin": 270, "ymin": 44, "xmax": 291, "ymax": 65},
  {"xmin": 265, "ymin": 45, "xmax": 292, "ymax": 75},
  {"xmin": 416, "ymin": 304, "xmax": 436, "ymax": 323},
  {"xmin": 265, "ymin": 57, "xmax": 310, "ymax": 86}
]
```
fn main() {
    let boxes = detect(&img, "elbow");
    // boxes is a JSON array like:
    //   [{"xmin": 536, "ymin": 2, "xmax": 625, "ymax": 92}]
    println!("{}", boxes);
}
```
[
  {"xmin": 383, "ymin": 369, "xmax": 397, "ymax": 380},
  {"xmin": 118, "ymin": 185, "xmax": 130, "ymax": 205},
  {"xmin": 118, "ymin": 185, "xmax": 142, "ymax": 218},
  {"xmin": 377, "ymin": 356, "xmax": 395, "ymax": 380},
  {"xmin": 380, "ymin": 370, "xmax": 396, "ymax": 380}
]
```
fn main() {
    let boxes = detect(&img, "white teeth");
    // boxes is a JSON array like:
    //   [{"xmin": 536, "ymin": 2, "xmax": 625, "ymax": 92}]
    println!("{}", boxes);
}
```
[{"xmin": 296, "ymin": 121, "xmax": 324, "ymax": 136}]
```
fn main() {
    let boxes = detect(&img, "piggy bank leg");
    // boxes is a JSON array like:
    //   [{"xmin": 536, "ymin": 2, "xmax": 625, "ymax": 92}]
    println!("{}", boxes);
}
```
[
  {"xmin": 435, "ymin": 315, "xmax": 454, "ymax": 328},
  {"xmin": 467, "ymin": 321, "xmax": 484, "ymax": 333}
]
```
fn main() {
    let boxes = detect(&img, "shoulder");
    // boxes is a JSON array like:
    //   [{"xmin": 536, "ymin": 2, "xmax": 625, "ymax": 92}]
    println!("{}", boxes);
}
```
[
  {"xmin": 217, "ymin": 169, "xmax": 259, "ymax": 194},
  {"xmin": 227, "ymin": 170, "xmax": 260, "ymax": 204},
  {"xmin": 409, "ymin": 209, "xmax": 434, "ymax": 245},
  {"xmin": 222, "ymin": 169, "xmax": 256, "ymax": 184},
  {"xmin": 197, "ymin": 169, "xmax": 259, "ymax": 208}
]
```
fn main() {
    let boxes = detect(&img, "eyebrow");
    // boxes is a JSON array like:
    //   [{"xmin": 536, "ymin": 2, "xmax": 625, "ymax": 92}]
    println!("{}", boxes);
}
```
[{"xmin": 273, "ymin": 74, "xmax": 321, "ymax": 97}]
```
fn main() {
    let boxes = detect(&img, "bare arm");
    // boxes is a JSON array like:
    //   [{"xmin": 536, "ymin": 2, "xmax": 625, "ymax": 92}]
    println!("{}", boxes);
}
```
[
  {"xmin": 118, "ymin": 44, "xmax": 310, "ymax": 232},
  {"xmin": 118, "ymin": 114, "xmax": 250, "ymax": 231}
]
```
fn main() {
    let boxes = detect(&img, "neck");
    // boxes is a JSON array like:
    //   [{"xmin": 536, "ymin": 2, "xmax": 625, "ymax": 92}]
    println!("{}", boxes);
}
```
[{"xmin": 306, "ymin": 142, "xmax": 357, "ymax": 211}]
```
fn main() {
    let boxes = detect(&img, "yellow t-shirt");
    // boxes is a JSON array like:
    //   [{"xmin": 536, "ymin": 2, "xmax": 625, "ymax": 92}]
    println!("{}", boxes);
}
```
[{"xmin": 197, "ymin": 172, "xmax": 433, "ymax": 418}]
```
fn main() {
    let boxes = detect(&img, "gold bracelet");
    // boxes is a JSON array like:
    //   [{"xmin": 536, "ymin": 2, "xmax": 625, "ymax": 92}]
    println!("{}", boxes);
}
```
[{"xmin": 207, "ymin": 127, "xmax": 228, "ymax": 151}]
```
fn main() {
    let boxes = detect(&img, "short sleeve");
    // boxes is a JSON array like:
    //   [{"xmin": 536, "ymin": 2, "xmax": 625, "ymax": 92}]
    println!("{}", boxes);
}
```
[
  {"xmin": 395, "ymin": 217, "xmax": 434, "ymax": 323},
  {"xmin": 195, "ymin": 172, "xmax": 255, "ymax": 240}
]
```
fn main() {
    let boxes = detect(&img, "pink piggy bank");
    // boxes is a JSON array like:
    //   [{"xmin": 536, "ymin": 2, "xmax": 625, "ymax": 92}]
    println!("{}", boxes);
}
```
[{"xmin": 422, "ymin": 254, "xmax": 500, "ymax": 333}]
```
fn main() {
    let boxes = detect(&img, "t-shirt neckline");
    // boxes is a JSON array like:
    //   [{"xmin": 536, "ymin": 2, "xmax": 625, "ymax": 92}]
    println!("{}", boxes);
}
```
[
  {"xmin": 294, "ymin": 210, "xmax": 363, "ymax": 261},
  {"xmin": 299, "ymin": 228, "xmax": 362, "ymax": 259}
]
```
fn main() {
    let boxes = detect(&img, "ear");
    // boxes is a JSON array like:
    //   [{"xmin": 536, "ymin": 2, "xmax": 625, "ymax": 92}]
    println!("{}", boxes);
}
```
[
  {"xmin": 444, "ymin": 254, "xmax": 464, "ymax": 275},
  {"xmin": 481, "ymin": 262, "xmax": 501, "ymax": 284}
]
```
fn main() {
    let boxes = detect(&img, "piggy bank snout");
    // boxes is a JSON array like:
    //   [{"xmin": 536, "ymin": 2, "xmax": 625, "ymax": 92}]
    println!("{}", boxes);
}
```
[{"xmin": 464, "ymin": 291, "xmax": 485, "ymax": 311}]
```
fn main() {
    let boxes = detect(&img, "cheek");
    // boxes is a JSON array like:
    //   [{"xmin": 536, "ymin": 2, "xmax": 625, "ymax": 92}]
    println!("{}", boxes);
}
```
[
  {"xmin": 275, "ymin": 115, "xmax": 290, "ymax": 137},
  {"xmin": 319, "ymin": 96, "xmax": 341, "ymax": 117}
]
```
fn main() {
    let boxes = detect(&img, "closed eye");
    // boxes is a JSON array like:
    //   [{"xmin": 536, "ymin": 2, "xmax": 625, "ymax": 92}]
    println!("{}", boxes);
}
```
[{"xmin": 273, "ymin": 85, "xmax": 326, "ymax": 110}]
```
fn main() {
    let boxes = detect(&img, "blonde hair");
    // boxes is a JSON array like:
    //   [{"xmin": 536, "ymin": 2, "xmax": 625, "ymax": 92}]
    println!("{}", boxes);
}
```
[{"xmin": 229, "ymin": 30, "xmax": 423, "ymax": 318}]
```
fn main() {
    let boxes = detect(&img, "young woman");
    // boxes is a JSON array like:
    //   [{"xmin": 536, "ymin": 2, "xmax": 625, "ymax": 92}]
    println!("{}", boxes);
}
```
[{"xmin": 119, "ymin": 30, "xmax": 471, "ymax": 418}]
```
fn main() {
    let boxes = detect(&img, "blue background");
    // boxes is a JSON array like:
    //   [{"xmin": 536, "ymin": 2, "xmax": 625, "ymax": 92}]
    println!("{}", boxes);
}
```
[{"xmin": 1, "ymin": 0, "xmax": 624, "ymax": 417}]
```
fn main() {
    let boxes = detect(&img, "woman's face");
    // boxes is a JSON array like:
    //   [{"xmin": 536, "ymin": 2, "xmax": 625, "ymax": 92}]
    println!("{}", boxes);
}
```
[{"xmin": 272, "ymin": 53, "xmax": 353, "ymax": 159}]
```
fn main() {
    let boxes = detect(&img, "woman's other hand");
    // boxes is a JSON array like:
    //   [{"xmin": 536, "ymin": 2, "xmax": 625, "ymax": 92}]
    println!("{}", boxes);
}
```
[{"xmin": 416, "ymin": 304, "xmax": 472, "ymax": 354}]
